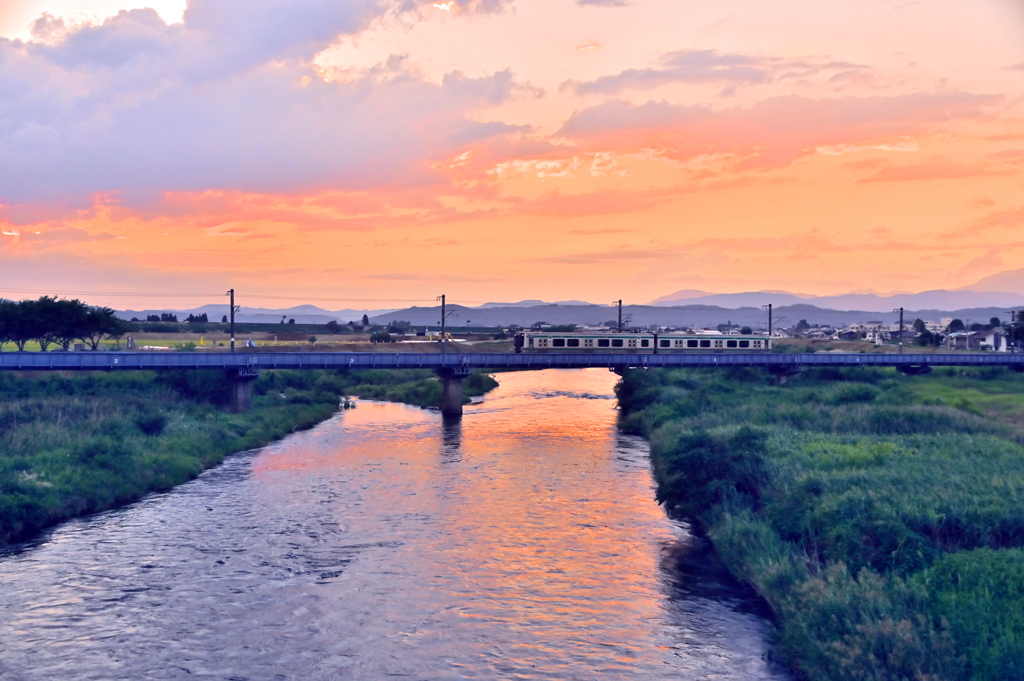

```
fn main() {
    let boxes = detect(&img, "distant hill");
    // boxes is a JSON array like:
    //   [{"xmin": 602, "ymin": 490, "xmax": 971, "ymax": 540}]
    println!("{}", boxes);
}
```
[
  {"xmin": 368, "ymin": 302, "xmax": 1014, "ymax": 329},
  {"xmin": 475, "ymin": 299, "xmax": 600, "ymax": 308},
  {"xmin": 651, "ymin": 289, "xmax": 1024, "ymax": 312},
  {"xmin": 117, "ymin": 304, "xmax": 396, "ymax": 325},
  {"xmin": 962, "ymin": 266, "xmax": 1024, "ymax": 293}
]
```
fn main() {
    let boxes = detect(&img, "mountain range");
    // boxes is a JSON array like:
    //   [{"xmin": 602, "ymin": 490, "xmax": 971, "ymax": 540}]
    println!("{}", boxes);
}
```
[
  {"xmin": 650, "ymin": 266, "xmax": 1024, "ymax": 312},
  {"xmin": 113, "ymin": 267, "xmax": 1024, "ymax": 328},
  {"xmin": 119, "ymin": 304, "xmax": 396, "ymax": 325},
  {"xmin": 649, "ymin": 289, "xmax": 1024, "ymax": 312}
]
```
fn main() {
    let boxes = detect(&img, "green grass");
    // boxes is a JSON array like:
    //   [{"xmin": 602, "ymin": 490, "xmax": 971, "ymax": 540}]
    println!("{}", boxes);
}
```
[
  {"xmin": 252, "ymin": 368, "xmax": 498, "ymax": 409},
  {"xmin": 618, "ymin": 366, "xmax": 1024, "ymax": 681},
  {"xmin": 0, "ymin": 368, "xmax": 498, "ymax": 546}
]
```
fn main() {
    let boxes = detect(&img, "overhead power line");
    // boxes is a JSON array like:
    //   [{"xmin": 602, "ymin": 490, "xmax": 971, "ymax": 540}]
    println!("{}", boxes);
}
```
[
  {"xmin": 241, "ymin": 294, "xmax": 489, "ymax": 305},
  {"xmin": 0, "ymin": 288, "xmax": 219, "ymax": 298}
]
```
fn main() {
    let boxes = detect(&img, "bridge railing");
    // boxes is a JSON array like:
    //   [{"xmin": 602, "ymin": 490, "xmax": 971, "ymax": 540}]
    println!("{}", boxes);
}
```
[{"xmin": 1, "ymin": 351, "xmax": 1023, "ymax": 371}]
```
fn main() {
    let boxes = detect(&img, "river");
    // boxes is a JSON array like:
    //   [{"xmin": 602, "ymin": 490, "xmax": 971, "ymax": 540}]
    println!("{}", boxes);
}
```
[{"xmin": 0, "ymin": 368, "xmax": 789, "ymax": 680}]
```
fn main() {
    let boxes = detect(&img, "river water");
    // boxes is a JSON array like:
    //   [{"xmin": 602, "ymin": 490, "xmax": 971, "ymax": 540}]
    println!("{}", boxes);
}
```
[{"xmin": 0, "ymin": 369, "xmax": 788, "ymax": 680}]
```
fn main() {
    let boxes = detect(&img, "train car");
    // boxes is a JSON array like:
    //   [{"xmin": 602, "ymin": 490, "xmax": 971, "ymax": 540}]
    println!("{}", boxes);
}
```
[
  {"xmin": 513, "ymin": 331, "xmax": 769, "ymax": 353},
  {"xmin": 514, "ymin": 331, "xmax": 655, "ymax": 353},
  {"xmin": 655, "ymin": 334, "xmax": 770, "ymax": 352}
]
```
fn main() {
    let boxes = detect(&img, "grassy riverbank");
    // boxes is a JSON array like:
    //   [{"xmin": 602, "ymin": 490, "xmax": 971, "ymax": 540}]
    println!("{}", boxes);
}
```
[
  {"xmin": 617, "ymin": 366, "xmax": 1024, "ymax": 680},
  {"xmin": 0, "ymin": 368, "xmax": 497, "ymax": 546}
]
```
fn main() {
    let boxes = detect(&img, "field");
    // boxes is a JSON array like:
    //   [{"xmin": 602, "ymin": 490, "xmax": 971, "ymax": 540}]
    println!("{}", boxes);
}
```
[
  {"xmin": 0, "ymin": 334, "xmax": 514, "ymax": 353},
  {"xmin": 617, "ymin": 365, "xmax": 1024, "ymax": 680},
  {"xmin": 0, "ymin": 368, "xmax": 497, "ymax": 546}
]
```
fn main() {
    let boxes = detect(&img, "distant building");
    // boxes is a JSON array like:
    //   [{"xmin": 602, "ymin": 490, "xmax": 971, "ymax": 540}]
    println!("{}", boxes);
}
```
[
  {"xmin": 981, "ymin": 329, "xmax": 1010, "ymax": 352},
  {"xmin": 948, "ymin": 331, "xmax": 988, "ymax": 350}
]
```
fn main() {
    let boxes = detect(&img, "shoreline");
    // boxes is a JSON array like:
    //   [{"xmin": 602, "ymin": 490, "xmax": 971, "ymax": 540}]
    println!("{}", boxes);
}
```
[
  {"xmin": 617, "ymin": 365, "xmax": 1024, "ymax": 681},
  {"xmin": 0, "ymin": 368, "xmax": 498, "ymax": 547}
]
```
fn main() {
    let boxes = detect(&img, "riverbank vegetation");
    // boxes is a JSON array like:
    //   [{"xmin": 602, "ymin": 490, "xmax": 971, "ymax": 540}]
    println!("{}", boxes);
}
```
[
  {"xmin": 0, "ymin": 368, "xmax": 497, "ymax": 546},
  {"xmin": 617, "ymin": 366, "xmax": 1024, "ymax": 680}
]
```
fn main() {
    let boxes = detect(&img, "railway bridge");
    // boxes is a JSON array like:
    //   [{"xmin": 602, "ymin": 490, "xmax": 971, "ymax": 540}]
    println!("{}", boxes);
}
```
[{"xmin": 3, "ymin": 351, "xmax": 1023, "ymax": 415}]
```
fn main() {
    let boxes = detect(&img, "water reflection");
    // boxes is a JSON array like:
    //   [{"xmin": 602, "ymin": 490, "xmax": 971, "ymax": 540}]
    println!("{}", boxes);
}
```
[
  {"xmin": 0, "ymin": 369, "xmax": 788, "ymax": 680},
  {"xmin": 441, "ymin": 414, "xmax": 463, "ymax": 461}
]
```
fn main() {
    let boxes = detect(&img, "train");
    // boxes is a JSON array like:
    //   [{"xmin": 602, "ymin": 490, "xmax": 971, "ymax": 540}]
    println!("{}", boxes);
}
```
[{"xmin": 513, "ymin": 331, "xmax": 770, "ymax": 353}]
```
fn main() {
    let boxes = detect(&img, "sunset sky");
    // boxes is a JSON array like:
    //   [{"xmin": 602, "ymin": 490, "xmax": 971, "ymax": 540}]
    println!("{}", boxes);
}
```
[{"xmin": 1, "ymin": 0, "xmax": 1023, "ymax": 309}]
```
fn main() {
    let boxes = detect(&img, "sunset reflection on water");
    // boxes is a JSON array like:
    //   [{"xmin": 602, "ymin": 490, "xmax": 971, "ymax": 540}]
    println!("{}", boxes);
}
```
[
  {"xmin": 0, "ymin": 369, "xmax": 786, "ymax": 680},
  {"xmin": 249, "ymin": 368, "xmax": 786, "ymax": 679}
]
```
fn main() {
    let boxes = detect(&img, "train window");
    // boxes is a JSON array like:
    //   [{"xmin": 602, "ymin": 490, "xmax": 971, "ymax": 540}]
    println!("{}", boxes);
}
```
[
  {"xmin": 700, "ymin": 340, "xmax": 711, "ymax": 348},
  {"xmin": 727, "ymin": 340, "xmax": 737, "ymax": 348},
  {"xmin": 584, "ymin": 339, "xmax": 593, "ymax": 347},
  {"xmin": 660, "ymin": 339, "xmax": 670, "ymax": 348},
  {"xmin": 687, "ymin": 340, "xmax": 698, "ymax": 348},
  {"xmin": 598, "ymin": 339, "xmax": 610, "ymax": 347},
  {"xmin": 612, "ymin": 339, "xmax": 624, "ymax": 347},
  {"xmin": 739, "ymin": 340, "xmax": 750, "ymax": 348},
  {"xmin": 567, "ymin": 338, "xmax": 580, "ymax": 347},
  {"xmin": 552, "ymin": 338, "xmax": 566, "ymax": 347},
  {"xmin": 628, "ymin": 339, "xmax": 637, "ymax": 347},
  {"xmin": 640, "ymin": 339, "xmax": 649, "ymax": 347},
  {"xmin": 754, "ymin": 341, "xmax": 762, "ymax": 347}
]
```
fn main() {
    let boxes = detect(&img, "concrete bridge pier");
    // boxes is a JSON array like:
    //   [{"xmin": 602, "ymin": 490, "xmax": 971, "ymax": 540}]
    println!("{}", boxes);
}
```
[
  {"xmin": 436, "ymin": 367, "xmax": 472, "ymax": 417},
  {"xmin": 227, "ymin": 367, "xmax": 261, "ymax": 413},
  {"xmin": 767, "ymin": 365, "xmax": 802, "ymax": 385}
]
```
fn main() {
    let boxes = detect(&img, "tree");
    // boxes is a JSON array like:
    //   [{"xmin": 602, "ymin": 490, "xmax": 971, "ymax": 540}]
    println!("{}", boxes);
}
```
[
  {"xmin": 990, "ymin": 317, "xmax": 1002, "ymax": 330},
  {"xmin": 370, "ymin": 330, "xmax": 392, "ymax": 343},
  {"xmin": 949, "ymin": 319, "xmax": 965, "ymax": 333},
  {"xmin": 795, "ymin": 319, "xmax": 810, "ymax": 331},
  {"xmin": 308, "ymin": 335, "xmax": 317, "ymax": 345},
  {"xmin": 27, "ymin": 296, "xmax": 65, "ymax": 351},
  {"xmin": 287, "ymin": 318, "xmax": 295, "ymax": 325},
  {"xmin": 2, "ymin": 300, "xmax": 34, "ymax": 351},
  {"xmin": 222, "ymin": 315, "xmax": 228, "ymax": 323},
  {"xmin": 912, "ymin": 318, "xmax": 926, "ymax": 333},
  {"xmin": 326, "ymin": 320, "xmax": 340, "ymax": 333},
  {"xmin": 386, "ymin": 320, "xmax": 411, "ymax": 333},
  {"xmin": 81, "ymin": 307, "xmax": 129, "ymax": 350},
  {"xmin": 740, "ymin": 326, "xmax": 752, "ymax": 334},
  {"xmin": 52, "ymin": 299, "xmax": 92, "ymax": 350},
  {"xmin": 0, "ymin": 299, "xmax": 15, "ymax": 350},
  {"xmin": 361, "ymin": 314, "xmax": 369, "ymax": 326}
]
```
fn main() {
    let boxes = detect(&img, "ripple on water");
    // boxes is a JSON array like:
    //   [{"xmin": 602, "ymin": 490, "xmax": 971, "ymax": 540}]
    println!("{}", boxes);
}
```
[{"xmin": 0, "ymin": 369, "xmax": 789, "ymax": 681}]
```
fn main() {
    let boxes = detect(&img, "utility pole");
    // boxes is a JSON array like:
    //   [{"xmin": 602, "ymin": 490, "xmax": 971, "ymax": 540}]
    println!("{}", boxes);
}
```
[
  {"xmin": 614, "ymin": 300, "xmax": 622, "ymax": 331},
  {"xmin": 893, "ymin": 307, "xmax": 904, "ymax": 354},
  {"xmin": 762, "ymin": 303, "xmax": 773, "ymax": 339},
  {"xmin": 228, "ymin": 289, "xmax": 236, "ymax": 353},
  {"xmin": 437, "ymin": 294, "xmax": 446, "ymax": 353},
  {"xmin": 1009, "ymin": 310, "xmax": 1020, "ymax": 352}
]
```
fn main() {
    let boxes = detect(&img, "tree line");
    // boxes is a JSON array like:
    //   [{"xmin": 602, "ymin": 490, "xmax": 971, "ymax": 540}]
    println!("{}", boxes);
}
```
[{"xmin": 0, "ymin": 297, "xmax": 130, "ymax": 351}]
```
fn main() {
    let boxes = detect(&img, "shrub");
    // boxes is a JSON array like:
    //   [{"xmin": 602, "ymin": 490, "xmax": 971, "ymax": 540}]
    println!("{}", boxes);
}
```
[
  {"xmin": 135, "ymin": 412, "xmax": 167, "ymax": 436},
  {"xmin": 823, "ymin": 383, "xmax": 880, "ymax": 405},
  {"xmin": 918, "ymin": 548, "xmax": 1024, "ymax": 681},
  {"xmin": 651, "ymin": 426, "xmax": 770, "ymax": 517}
]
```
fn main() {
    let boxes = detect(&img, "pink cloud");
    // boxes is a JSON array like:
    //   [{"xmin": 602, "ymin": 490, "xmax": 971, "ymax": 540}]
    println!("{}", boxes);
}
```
[
  {"xmin": 973, "ymin": 208, "xmax": 1024, "ymax": 230},
  {"xmin": 561, "ymin": 49, "xmax": 868, "ymax": 95},
  {"xmin": 859, "ymin": 160, "xmax": 999, "ymax": 182},
  {"xmin": 556, "ymin": 92, "xmax": 1002, "ymax": 170}
]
